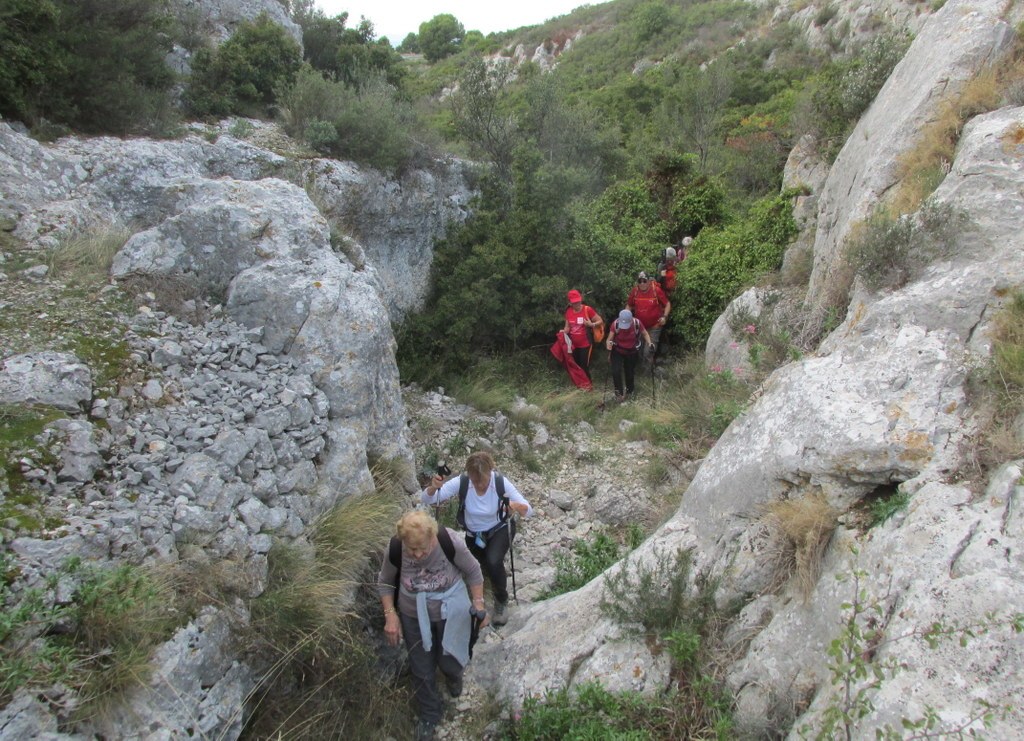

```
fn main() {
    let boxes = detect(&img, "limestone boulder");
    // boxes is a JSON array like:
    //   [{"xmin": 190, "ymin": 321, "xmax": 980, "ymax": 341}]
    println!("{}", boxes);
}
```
[{"xmin": 0, "ymin": 352, "xmax": 92, "ymax": 412}]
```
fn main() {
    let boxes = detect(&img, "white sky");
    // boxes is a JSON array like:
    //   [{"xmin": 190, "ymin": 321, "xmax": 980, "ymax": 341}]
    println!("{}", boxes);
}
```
[{"xmin": 316, "ymin": 0, "xmax": 594, "ymax": 45}]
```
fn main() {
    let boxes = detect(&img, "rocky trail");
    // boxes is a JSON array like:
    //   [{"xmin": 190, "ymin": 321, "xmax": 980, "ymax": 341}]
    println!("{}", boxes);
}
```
[{"xmin": 401, "ymin": 385, "xmax": 696, "ymax": 739}]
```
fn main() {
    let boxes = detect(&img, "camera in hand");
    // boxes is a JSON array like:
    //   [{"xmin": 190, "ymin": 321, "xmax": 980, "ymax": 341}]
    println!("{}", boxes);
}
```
[{"xmin": 436, "ymin": 462, "xmax": 451, "ymax": 477}]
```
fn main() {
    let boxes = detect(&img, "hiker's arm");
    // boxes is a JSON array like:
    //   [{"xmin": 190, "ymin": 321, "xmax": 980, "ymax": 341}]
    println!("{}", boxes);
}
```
[
  {"xmin": 377, "ymin": 555, "xmax": 402, "ymax": 647},
  {"xmin": 562, "ymin": 318, "xmax": 571, "ymax": 334},
  {"xmin": 380, "ymin": 593, "xmax": 401, "ymax": 646},
  {"xmin": 641, "ymin": 327, "xmax": 652, "ymax": 345},
  {"xmin": 422, "ymin": 475, "xmax": 456, "ymax": 504},
  {"xmin": 657, "ymin": 296, "xmax": 671, "ymax": 326},
  {"xmin": 504, "ymin": 480, "xmax": 533, "ymax": 518}
]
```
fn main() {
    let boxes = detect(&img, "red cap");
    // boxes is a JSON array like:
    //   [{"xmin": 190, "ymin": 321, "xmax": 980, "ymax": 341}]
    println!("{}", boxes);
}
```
[{"xmin": 567, "ymin": 289, "xmax": 583, "ymax": 303}]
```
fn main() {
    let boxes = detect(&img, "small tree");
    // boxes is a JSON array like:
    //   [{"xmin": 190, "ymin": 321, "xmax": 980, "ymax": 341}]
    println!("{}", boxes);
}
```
[
  {"xmin": 418, "ymin": 13, "xmax": 465, "ymax": 62},
  {"xmin": 187, "ymin": 13, "xmax": 302, "ymax": 118}
]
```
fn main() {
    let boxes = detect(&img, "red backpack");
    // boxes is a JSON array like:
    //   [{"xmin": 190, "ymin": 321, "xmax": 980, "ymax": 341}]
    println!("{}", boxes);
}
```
[{"xmin": 612, "ymin": 319, "xmax": 643, "ymax": 354}]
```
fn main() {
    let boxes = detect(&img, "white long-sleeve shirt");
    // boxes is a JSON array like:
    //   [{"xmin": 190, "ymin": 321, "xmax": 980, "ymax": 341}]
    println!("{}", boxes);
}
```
[{"xmin": 421, "ymin": 471, "xmax": 533, "ymax": 533}]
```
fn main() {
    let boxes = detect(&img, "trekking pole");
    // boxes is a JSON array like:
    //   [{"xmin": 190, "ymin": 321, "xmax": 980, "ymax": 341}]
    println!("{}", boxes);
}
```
[{"xmin": 508, "ymin": 516, "xmax": 518, "ymax": 602}]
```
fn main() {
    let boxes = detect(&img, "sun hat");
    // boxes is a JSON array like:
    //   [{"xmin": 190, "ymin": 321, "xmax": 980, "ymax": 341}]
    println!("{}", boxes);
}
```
[
  {"xmin": 682, "ymin": 236, "xmax": 693, "ymax": 246},
  {"xmin": 616, "ymin": 309, "xmax": 633, "ymax": 329},
  {"xmin": 567, "ymin": 289, "xmax": 583, "ymax": 303}
]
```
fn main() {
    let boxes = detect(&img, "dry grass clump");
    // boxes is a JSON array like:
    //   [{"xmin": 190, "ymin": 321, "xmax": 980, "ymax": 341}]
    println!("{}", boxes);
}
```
[
  {"xmin": 46, "ymin": 226, "xmax": 130, "ymax": 283},
  {"xmin": 242, "ymin": 477, "xmax": 410, "ymax": 739},
  {"xmin": 762, "ymin": 492, "xmax": 838, "ymax": 600},
  {"xmin": 963, "ymin": 290, "xmax": 1024, "ymax": 480},
  {"xmin": 889, "ymin": 66, "xmax": 1002, "ymax": 216}
]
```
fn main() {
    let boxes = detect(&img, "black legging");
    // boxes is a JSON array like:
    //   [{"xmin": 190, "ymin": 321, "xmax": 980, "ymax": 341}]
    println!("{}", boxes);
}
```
[
  {"xmin": 465, "ymin": 519, "xmax": 515, "ymax": 604},
  {"xmin": 571, "ymin": 345, "xmax": 592, "ymax": 379},
  {"xmin": 610, "ymin": 350, "xmax": 640, "ymax": 396}
]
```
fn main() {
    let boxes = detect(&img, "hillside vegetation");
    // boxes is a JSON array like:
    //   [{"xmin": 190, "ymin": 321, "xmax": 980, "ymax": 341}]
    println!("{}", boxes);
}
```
[{"xmin": 1, "ymin": 0, "xmax": 912, "ymax": 386}]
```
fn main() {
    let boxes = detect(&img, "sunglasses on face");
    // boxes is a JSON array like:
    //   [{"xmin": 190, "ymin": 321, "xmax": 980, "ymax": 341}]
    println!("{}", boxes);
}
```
[{"xmin": 638, "ymin": 278, "xmax": 649, "ymax": 284}]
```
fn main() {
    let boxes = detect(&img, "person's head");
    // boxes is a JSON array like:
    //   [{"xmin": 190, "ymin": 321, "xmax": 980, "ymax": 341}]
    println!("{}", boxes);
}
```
[
  {"xmin": 681, "ymin": 236, "xmax": 693, "ymax": 247},
  {"xmin": 567, "ymin": 289, "xmax": 583, "ymax": 307},
  {"xmin": 396, "ymin": 509, "xmax": 438, "ymax": 559},
  {"xmin": 616, "ymin": 309, "xmax": 633, "ymax": 329},
  {"xmin": 664, "ymin": 247, "xmax": 676, "ymax": 261},
  {"xmin": 636, "ymin": 271, "xmax": 651, "ymax": 289},
  {"xmin": 465, "ymin": 451, "xmax": 495, "ymax": 490}
]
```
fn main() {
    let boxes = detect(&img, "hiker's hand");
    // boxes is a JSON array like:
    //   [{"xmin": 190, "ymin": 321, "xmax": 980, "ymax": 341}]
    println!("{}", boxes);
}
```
[
  {"xmin": 384, "ymin": 612, "xmax": 401, "ymax": 646},
  {"xmin": 606, "ymin": 339, "xmax": 613, "ymax": 350},
  {"xmin": 427, "ymin": 474, "xmax": 442, "ymax": 494},
  {"xmin": 510, "ymin": 502, "xmax": 529, "ymax": 517},
  {"xmin": 479, "ymin": 611, "xmax": 490, "ymax": 628}
]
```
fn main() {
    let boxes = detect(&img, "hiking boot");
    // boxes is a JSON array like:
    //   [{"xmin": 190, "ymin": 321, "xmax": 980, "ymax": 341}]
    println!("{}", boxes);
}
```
[
  {"xmin": 446, "ymin": 674, "xmax": 463, "ymax": 698},
  {"xmin": 415, "ymin": 720, "xmax": 436, "ymax": 741},
  {"xmin": 492, "ymin": 600, "xmax": 508, "ymax": 626}
]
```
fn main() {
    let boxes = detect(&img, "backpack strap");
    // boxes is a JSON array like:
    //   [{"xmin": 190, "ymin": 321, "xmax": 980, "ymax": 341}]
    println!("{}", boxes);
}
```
[{"xmin": 457, "ymin": 474, "xmax": 470, "ymax": 530}]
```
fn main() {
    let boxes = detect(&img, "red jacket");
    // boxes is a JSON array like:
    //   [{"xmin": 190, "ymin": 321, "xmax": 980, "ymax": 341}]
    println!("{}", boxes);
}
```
[{"xmin": 627, "ymin": 282, "xmax": 669, "ymax": 329}]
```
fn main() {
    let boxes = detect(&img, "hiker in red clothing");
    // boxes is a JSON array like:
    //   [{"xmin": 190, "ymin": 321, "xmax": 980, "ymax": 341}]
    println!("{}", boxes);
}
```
[
  {"xmin": 562, "ymin": 289, "xmax": 604, "ymax": 381},
  {"xmin": 626, "ymin": 271, "xmax": 670, "ymax": 359},
  {"xmin": 606, "ymin": 309, "xmax": 652, "ymax": 401}
]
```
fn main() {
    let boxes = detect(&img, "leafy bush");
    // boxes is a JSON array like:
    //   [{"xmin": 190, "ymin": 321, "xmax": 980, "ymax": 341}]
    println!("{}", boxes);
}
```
[
  {"xmin": 541, "ymin": 532, "xmax": 623, "ymax": 598},
  {"xmin": 845, "ymin": 201, "xmax": 968, "ymax": 291},
  {"xmin": 0, "ymin": 558, "xmax": 182, "ymax": 714},
  {"xmin": 673, "ymin": 191, "xmax": 798, "ymax": 351},
  {"xmin": 186, "ymin": 13, "xmax": 302, "ymax": 118},
  {"xmin": 798, "ymin": 32, "xmax": 910, "ymax": 161},
  {"xmin": 419, "ymin": 13, "xmax": 465, "ymax": 62},
  {"xmin": 0, "ymin": 0, "xmax": 177, "ymax": 135},
  {"xmin": 278, "ymin": 65, "xmax": 430, "ymax": 172}
]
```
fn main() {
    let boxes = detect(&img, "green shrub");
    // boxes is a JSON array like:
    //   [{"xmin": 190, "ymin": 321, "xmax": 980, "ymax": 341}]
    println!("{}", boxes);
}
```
[
  {"xmin": 0, "ymin": 558, "xmax": 182, "ymax": 714},
  {"xmin": 964, "ymin": 289, "xmax": 1024, "ymax": 478},
  {"xmin": 845, "ymin": 201, "xmax": 968, "ymax": 291},
  {"xmin": 0, "ymin": 0, "xmax": 177, "ymax": 135},
  {"xmin": 866, "ymin": 487, "xmax": 911, "ymax": 527},
  {"xmin": 278, "ymin": 65, "xmax": 429, "ymax": 172},
  {"xmin": 673, "ymin": 191, "xmax": 798, "ymax": 351},
  {"xmin": 186, "ymin": 13, "xmax": 302, "ymax": 118},
  {"xmin": 799, "ymin": 32, "xmax": 910, "ymax": 161},
  {"xmin": 601, "ymin": 546, "xmax": 700, "ymax": 634},
  {"xmin": 541, "ymin": 532, "xmax": 623, "ymax": 598}
]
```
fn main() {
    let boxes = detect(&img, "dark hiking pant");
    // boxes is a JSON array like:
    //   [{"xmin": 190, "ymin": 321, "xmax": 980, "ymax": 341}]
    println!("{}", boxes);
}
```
[
  {"xmin": 571, "ymin": 346, "xmax": 592, "ymax": 379},
  {"xmin": 610, "ymin": 351, "xmax": 639, "ymax": 397},
  {"xmin": 399, "ymin": 612, "xmax": 462, "ymax": 725},
  {"xmin": 465, "ymin": 520, "xmax": 515, "ymax": 604}
]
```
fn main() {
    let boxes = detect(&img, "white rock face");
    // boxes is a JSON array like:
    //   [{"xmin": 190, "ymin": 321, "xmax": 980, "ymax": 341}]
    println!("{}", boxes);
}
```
[
  {"xmin": 0, "ymin": 122, "xmax": 473, "ymax": 500},
  {"xmin": 806, "ymin": 0, "xmax": 1015, "ymax": 319}
]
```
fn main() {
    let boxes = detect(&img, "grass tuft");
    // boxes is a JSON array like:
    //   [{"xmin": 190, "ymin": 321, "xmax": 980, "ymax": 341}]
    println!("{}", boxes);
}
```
[
  {"xmin": 761, "ymin": 492, "xmax": 838, "ymax": 599},
  {"xmin": 242, "ymin": 471, "xmax": 411, "ymax": 739},
  {"xmin": 46, "ymin": 227, "xmax": 129, "ymax": 283}
]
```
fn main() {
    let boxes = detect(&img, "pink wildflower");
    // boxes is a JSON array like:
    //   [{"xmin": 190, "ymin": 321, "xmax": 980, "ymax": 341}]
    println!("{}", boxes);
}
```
[
  {"xmin": 711, "ymin": 364, "xmax": 723, "ymax": 373},
  {"xmin": 744, "ymin": 324, "xmax": 757, "ymax": 334}
]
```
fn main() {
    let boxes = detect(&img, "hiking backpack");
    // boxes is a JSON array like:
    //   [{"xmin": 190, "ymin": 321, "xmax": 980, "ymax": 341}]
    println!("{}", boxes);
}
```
[
  {"xmin": 612, "ymin": 318, "xmax": 643, "ymax": 355},
  {"xmin": 455, "ymin": 473, "xmax": 510, "ymax": 532}
]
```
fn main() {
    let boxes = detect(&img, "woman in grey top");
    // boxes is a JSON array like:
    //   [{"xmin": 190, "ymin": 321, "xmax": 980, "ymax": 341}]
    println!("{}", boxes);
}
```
[{"xmin": 378, "ymin": 510, "xmax": 488, "ymax": 741}]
